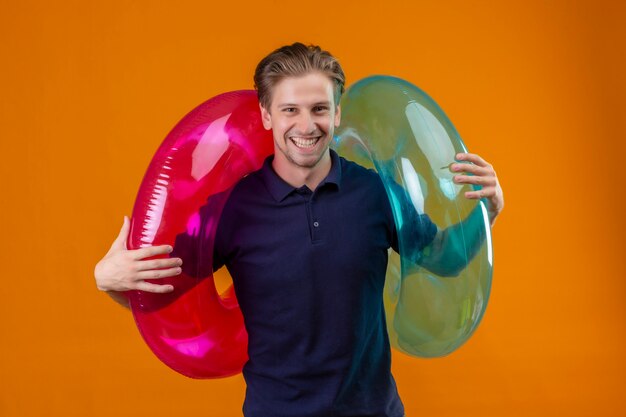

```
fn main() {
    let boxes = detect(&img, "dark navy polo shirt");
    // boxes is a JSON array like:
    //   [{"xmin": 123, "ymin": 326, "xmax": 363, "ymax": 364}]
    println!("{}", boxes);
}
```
[{"xmin": 175, "ymin": 150, "xmax": 437, "ymax": 417}]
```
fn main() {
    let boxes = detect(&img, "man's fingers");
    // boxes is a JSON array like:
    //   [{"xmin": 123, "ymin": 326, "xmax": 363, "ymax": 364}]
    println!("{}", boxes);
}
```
[
  {"xmin": 454, "ymin": 174, "xmax": 496, "ymax": 187},
  {"xmin": 464, "ymin": 187, "xmax": 494, "ymax": 199},
  {"xmin": 456, "ymin": 153, "xmax": 490, "ymax": 168},
  {"xmin": 137, "ymin": 267, "xmax": 182, "ymax": 280},
  {"xmin": 464, "ymin": 191, "xmax": 481, "ymax": 199},
  {"xmin": 450, "ymin": 163, "xmax": 490, "ymax": 175},
  {"xmin": 135, "ymin": 258, "xmax": 183, "ymax": 272},
  {"xmin": 131, "ymin": 245, "xmax": 174, "ymax": 261},
  {"xmin": 135, "ymin": 281, "xmax": 175, "ymax": 293}
]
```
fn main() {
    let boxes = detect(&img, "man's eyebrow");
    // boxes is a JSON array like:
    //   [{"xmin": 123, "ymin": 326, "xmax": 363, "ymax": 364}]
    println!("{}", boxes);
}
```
[
  {"xmin": 276, "ymin": 101, "xmax": 332, "ymax": 108},
  {"xmin": 276, "ymin": 101, "xmax": 330, "ymax": 108}
]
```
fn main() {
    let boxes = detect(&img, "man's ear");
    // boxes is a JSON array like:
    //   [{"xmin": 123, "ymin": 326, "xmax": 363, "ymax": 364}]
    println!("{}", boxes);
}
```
[
  {"xmin": 334, "ymin": 104, "xmax": 341, "ymax": 128},
  {"xmin": 260, "ymin": 104, "xmax": 272, "ymax": 130}
]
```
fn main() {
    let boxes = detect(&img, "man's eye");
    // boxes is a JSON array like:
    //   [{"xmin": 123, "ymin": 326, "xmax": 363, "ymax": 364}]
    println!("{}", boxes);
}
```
[
  {"xmin": 283, "ymin": 108, "xmax": 296, "ymax": 113},
  {"xmin": 314, "ymin": 106, "xmax": 329, "ymax": 112}
]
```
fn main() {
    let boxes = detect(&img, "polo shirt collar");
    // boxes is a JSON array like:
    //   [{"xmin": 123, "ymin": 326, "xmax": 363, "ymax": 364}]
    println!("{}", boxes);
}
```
[{"xmin": 261, "ymin": 149, "xmax": 343, "ymax": 202}]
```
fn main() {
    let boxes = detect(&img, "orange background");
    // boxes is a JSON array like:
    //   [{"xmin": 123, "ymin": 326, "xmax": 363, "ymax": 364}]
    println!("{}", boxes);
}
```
[{"xmin": 1, "ymin": 0, "xmax": 625, "ymax": 416}]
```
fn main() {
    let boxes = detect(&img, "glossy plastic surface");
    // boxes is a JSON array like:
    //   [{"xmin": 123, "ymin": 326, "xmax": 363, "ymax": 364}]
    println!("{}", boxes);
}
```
[
  {"xmin": 127, "ymin": 90, "xmax": 273, "ymax": 378},
  {"xmin": 334, "ymin": 76, "xmax": 493, "ymax": 357}
]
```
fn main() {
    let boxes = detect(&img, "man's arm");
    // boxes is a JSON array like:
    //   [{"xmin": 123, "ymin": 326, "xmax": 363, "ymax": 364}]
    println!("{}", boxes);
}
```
[
  {"xmin": 414, "ymin": 152, "xmax": 504, "ymax": 276},
  {"xmin": 418, "ymin": 203, "xmax": 489, "ymax": 276},
  {"xmin": 94, "ymin": 216, "xmax": 183, "ymax": 309}
]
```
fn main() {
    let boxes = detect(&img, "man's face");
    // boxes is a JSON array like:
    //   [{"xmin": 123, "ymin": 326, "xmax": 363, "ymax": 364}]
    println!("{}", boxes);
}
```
[{"xmin": 260, "ymin": 72, "xmax": 341, "ymax": 170}]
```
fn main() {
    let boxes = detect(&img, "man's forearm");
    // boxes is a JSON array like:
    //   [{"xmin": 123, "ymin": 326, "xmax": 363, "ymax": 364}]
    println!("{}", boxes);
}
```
[{"xmin": 417, "ymin": 202, "xmax": 489, "ymax": 277}]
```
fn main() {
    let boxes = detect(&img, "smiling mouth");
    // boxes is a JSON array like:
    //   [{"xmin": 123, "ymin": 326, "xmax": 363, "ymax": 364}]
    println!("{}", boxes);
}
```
[{"xmin": 290, "ymin": 136, "xmax": 322, "ymax": 149}]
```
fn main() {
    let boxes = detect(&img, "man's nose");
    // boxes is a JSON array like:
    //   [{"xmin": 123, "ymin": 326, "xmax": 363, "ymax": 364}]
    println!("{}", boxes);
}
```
[{"xmin": 296, "ymin": 111, "xmax": 316, "ymax": 134}]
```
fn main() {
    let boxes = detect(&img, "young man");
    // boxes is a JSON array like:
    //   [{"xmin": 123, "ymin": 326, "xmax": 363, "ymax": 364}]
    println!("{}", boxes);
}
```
[{"xmin": 95, "ymin": 43, "xmax": 504, "ymax": 417}]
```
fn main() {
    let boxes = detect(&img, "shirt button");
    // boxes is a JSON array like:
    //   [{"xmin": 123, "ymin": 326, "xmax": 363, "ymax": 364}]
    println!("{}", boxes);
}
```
[{"xmin": 313, "ymin": 221, "xmax": 320, "ymax": 228}]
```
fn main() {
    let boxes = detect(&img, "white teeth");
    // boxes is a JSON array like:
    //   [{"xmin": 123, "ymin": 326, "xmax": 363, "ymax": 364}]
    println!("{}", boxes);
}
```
[{"xmin": 291, "ymin": 137, "xmax": 319, "ymax": 148}]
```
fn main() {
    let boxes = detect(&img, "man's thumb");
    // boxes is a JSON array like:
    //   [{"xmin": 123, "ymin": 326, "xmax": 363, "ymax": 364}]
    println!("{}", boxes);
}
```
[{"xmin": 111, "ymin": 216, "xmax": 130, "ymax": 250}]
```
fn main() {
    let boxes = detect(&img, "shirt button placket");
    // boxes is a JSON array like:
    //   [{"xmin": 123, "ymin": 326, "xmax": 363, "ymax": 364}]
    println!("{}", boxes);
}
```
[
  {"xmin": 311, "ymin": 208, "xmax": 319, "ymax": 242},
  {"xmin": 310, "ymin": 195, "xmax": 321, "ymax": 243}
]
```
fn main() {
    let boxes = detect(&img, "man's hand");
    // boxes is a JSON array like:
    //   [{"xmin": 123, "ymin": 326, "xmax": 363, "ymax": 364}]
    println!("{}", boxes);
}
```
[
  {"xmin": 451, "ymin": 153, "xmax": 504, "ymax": 226},
  {"xmin": 94, "ymin": 217, "xmax": 183, "ymax": 295}
]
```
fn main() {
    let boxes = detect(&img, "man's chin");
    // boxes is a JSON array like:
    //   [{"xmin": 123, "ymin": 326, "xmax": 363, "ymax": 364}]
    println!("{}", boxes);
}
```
[
  {"xmin": 287, "ymin": 150, "xmax": 329, "ymax": 169},
  {"xmin": 289, "ymin": 156, "xmax": 321, "ymax": 169}
]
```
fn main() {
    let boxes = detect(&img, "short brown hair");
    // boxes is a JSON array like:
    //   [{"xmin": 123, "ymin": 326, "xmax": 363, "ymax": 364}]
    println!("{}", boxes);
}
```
[{"xmin": 254, "ymin": 42, "xmax": 345, "ymax": 110}]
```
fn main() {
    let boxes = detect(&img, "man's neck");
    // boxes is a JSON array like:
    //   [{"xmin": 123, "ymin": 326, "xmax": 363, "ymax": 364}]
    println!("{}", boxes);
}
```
[{"xmin": 272, "ymin": 150, "xmax": 332, "ymax": 191}]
